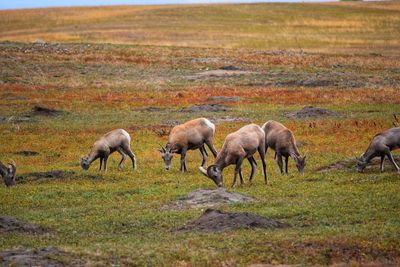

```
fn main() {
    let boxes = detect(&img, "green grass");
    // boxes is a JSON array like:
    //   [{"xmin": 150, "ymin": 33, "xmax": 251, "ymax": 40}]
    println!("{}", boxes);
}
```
[{"xmin": 1, "ymin": 2, "xmax": 400, "ymax": 266}]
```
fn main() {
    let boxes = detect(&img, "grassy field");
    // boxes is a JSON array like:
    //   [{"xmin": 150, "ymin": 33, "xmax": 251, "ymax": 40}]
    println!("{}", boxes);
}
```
[{"xmin": 1, "ymin": 2, "xmax": 400, "ymax": 266}]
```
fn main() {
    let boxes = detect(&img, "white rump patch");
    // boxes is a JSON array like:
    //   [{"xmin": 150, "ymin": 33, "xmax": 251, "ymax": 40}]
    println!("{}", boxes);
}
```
[
  {"xmin": 203, "ymin": 118, "xmax": 215, "ymax": 134},
  {"xmin": 121, "ymin": 129, "xmax": 131, "ymax": 142}
]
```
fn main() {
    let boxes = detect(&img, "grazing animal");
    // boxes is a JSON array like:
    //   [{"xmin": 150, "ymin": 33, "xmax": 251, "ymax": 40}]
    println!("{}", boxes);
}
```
[
  {"xmin": 159, "ymin": 118, "xmax": 217, "ymax": 172},
  {"xmin": 0, "ymin": 160, "xmax": 16, "ymax": 187},
  {"xmin": 80, "ymin": 129, "xmax": 136, "ymax": 171},
  {"xmin": 262, "ymin": 120, "xmax": 307, "ymax": 175},
  {"xmin": 356, "ymin": 127, "xmax": 400, "ymax": 173},
  {"xmin": 199, "ymin": 123, "xmax": 267, "ymax": 188}
]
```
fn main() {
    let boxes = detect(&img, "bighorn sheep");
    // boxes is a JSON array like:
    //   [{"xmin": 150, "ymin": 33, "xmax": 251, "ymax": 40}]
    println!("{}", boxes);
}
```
[
  {"xmin": 0, "ymin": 160, "xmax": 16, "ymax": 187},
  {"xmin": 80, "ymin": 129, "xmax": 136, "ymax": 171},
  {"xmin": 262, "ymin": 120, "xmax": 307, "ymax": 175},
  {"xmin": 199, "ymin": 124, "xmax": 267, "ymax": 188},
  {"xmin": 356, "ymin": 127, "xmax": 400, "ymax": 173},
  {"xmin": 159, "ymin": 118, "xmax": 217, "ymax": 172}
]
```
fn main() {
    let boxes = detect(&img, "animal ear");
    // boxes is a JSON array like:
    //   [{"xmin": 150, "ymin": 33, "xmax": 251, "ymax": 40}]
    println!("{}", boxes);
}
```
[{"xmin": 199, "ymin": 166, "xmax": 208, "ymax": 177}]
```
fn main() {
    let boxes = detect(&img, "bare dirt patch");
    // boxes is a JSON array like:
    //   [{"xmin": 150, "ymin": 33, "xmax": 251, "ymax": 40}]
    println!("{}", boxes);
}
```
[
  {"xmin": 135, "ymin": 107, "xmax": 169, "ymax": 112},
  {"xmin": 180, "ymin": 104, "xmax": 228, "ymax": 113},
  {"xmin": 16, "ymin": 170, "xmax": 76, "ymax": 183},
  {"xmin": 0, "ymin": 247, "xmax": 85, "ymax": 267},
  {"xmin": 187, "ymin": 66, "xmax": 255, "ymax": 80},
  {"xmin": 163, "ymin": 188, "xmax": 254, "ymax": 210},
  {"xmin": 31, "ymin": 106, "xmax": 66, "ymax": 116},
  {"xmin": 14, "ymin": 151, "xmax": 39, "ymax": 156},
  {"xmin": 0, "ymin": 216, "xmax": 53, "ymax": 235},
  {"xmin": 316, "ymin": 155, "xmax": 400, "ymax": 173},
  {"xmin": 207, "ymin": 96, "xmax": 242, "ymax": 102},
  {"xmin": 285, "ymin": 106, "xmax": 338, "ymax": 119},
  {"xmin": 177, "ymin": 209, "xmax": 288, "ymax": 232}
]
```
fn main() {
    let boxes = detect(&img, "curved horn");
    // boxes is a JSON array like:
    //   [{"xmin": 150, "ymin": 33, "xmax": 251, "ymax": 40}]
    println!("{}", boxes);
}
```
[
  {"xmin": 199, "ymin": 166, "xmax": 208, "ymax": 177},
  {"xmin": 158, "ymin": 144, "xmax": 166, "ymax": 153}
]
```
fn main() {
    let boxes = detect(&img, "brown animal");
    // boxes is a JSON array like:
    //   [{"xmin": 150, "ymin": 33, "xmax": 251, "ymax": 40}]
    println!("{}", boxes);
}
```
[
  {"xmin": 262, "ymin": 120, "xmax": 307, "ymax": 175},
  {"xmin": 356, "ymin": 127, "xmax": 400, "ymax": 173},
  {"xmin": 0, "ymin": 160, "xmax": 16, "ymax": 187},
  {"xmin": 80, "ymin": 129, "xmax": 136, "ymax": 171},
  {"xmin": 160, "ymin": 118, "xmax": 217, "ymax": 172},
  {"xmin": 199, "ymin": 123, "xmax": 267, "ymax": 188}
]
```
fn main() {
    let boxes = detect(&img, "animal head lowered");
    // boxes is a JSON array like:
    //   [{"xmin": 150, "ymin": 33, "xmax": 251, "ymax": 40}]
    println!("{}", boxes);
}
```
[
  {"xmin": 3, "ymin": 160, "xmax": 17, "ymax": 187},
  {"xmin": 356, "ymin": 154, "xmax": 367, "ymax": 173},
  {"xmin": 80, "ymin": 156, "xmax": 90, "ymax": 170},
  {"xmin": 159, "ymin": 144, "xmax": 176, "ymax": 171},
  {"xmin": 199, "ymin": 165, "xmax": 223, "ymax": 187},
  {"xmin": 294, "ymin": 154, "xmax": 307, "ymax": 175}
]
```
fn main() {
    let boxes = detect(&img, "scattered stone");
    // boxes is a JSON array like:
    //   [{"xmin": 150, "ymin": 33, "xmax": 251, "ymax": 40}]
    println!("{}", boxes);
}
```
[
  {"xmin": 0, "ymin": 247, "xmax": 85, "ymax": 267},
  {"xmin": 284, "ymin": 106, "xmax": 338, "ymax": 119},
  {"xmin": 5, "ymin": 116, "xmax": 33, "ymax": 123},
  {"xmin": 14, "ymin": 151, "xmax": 39, "ymax": 156},
  {"xmin": 135, "ymin": 107, "xmax": 167, "ymax": 112},
  {"xmin": 33, "ymin": 39, "xmax": 46, "ymax": 45},
  {"xmin": 180, "ymin": 104, "xmax": 228, "ymax": 113},
  {"xmin": 207, "ymin": 96, "xmax": 242, "ymax": 102},
  {"xmin": 211, "ymin": 116, "xmax": 251, "ymax": 123},
  {"xmin": 219, "ymin": 65, "xmax": 241, "ymax": 71},
  {"xmin": 177, "ymin": 209, "xmax": 288, "ymax": 232},
  {"xmin": 316, "ymin": 155, "xmax": 400, "ymax": 173},
  {"xmin": 191, "ymin": 58, "xmax": 222, "ymax": 64},
  {"xmin": 187, "ymin": 69, "xmax": 255, "ymax": 80},
  {"xmin": 0, "ymin": 216, "xmax": 53, "ymax": 235},
  {"xmin": 31, "ymin": 106, "xmax": 65, "ymax": 116},
  {"xmin": 175, "ymin": 92, "xmax": 184, "ymax": 98},
  {"xmin": 163, "ymin": 188, "xmax": 254, "ymax": 210},
  {"xmin": 160, "ymin": 120, "xmax": 181, "ymax": 127}
]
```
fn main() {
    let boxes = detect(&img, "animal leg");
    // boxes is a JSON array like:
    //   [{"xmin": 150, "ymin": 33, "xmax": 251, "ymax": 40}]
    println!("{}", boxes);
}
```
[
  {"xmin": 205, "ymin": 140, "xmax": 218, "ymax": 158},
  {"xmin": 380, "ymin": 155, "xmax": 385, "ymax": 172},
  {"xmin": 103, "ymin": 154, "xmax": 109, "ymax": 172},
  {"xmin": 276, "ymin": 154, "xmax": 284, "ymax": 175},
  {"xmin": 199, "ymin": 146, "xmax": 208, "ymax": 167},
  {"xmin": 99, "ymin": 157, "xmax": 103, "ymax": 171},
  {"xmin": 180, "ymin": 149, "xmax": 187, "ymax": 172},
  {"xmin": 231, "ymin": 158, "xmax": 244, "ymax": 188},
  {"xmin": 285, "ymin": 156, "xmax": 289, "ymax": 174},
  {"xmin": 258, "ymin": 147, "xmax": 267, "ymax": 184},
  {"xmin": 117, "ymin": 149, "xmax": 127, "ymax": 170},
  {"xmin": 386, "ymin": 151, "xmax": 400, "ymax": 172},
  {"xmin": 239, "ymin": 168, "xmax": 244, "ymax": 185},
  {"xmin": 247, "ymin": 156, "xmax": 257, "ymax": 184},
  {"xmin": 122, "ymin": 145, "xmax": 137, "ymax": 170}
]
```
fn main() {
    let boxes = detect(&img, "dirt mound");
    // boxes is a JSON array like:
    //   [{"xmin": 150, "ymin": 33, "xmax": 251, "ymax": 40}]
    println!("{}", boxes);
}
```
[
  {"xmin": 207, "ymin": 96, "xmax": 242, "ymax": 102},
  {"xmin": 285, "ymin": 106, "xmax": 338, "ymax": 119},
  {"xmin": 180, "ymin": 104, "xmax": 228, "ymax": 113},
  {"xmin": 32, "ymin": 106, "xmax": 65, "ymax": 116},
  {"xmin": 219, "ymin": 65, "xmax": 241, "ymax": 71},
  {"xmin": 14, "ymin": 151, "xmax": 39, "ymax": 156},
  {"xmin": 211, "ymin": 116, "xmax": 251, "ymax": 124},
  {"xmin": 0, "ymin": 216, "xmax": 53, "ymax": 235},
  {"xmin": 17, "ymin": 170, "xmax": 75, "ymax": 183},
  {"xmin": 178, "ymin": 209, "xmax": 288, "ymax": 232},
  {"xmin": 187, "ymin": 68, "xmax": 255, "ymax": 80},
  {"xmin": 316, "ymin": 155, "xmax": 400, "ymax": 173},
  {"xmin": 135, "ymin": 107, "xmax": 168, "ymax": 112},
  {"xmin": 0, "ymin": 247, "xmax": 85, "ymax": 267},
  {"xmin": 163, "ymin": 188, "xmax": 254, "ymax": 210}
]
